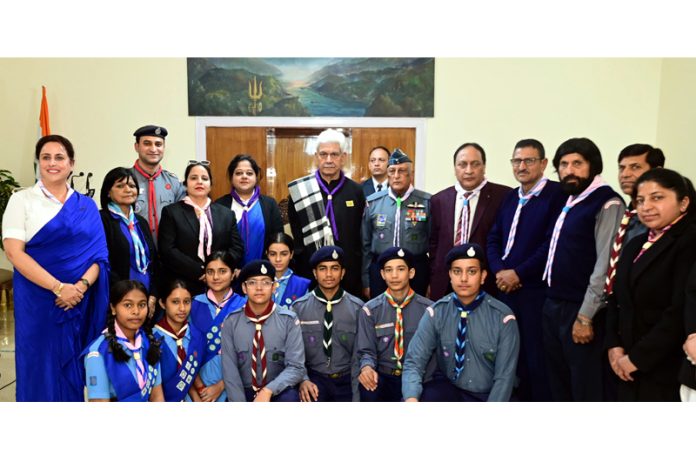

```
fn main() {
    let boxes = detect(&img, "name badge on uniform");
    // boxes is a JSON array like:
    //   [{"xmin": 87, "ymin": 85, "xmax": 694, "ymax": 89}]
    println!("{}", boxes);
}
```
[
  {"xmin": 375, "ymin": 214, "xmax": 387, "ymax": 228},
  {"xmin": 346, "ymin": 200, "xmax": 354, "ymax": 207}
]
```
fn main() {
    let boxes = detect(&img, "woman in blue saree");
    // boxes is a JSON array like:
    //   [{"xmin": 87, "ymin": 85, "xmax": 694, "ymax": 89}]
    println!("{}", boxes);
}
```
[{"xmin": 2, "ymin": 135, "xmax": 110, "ymax": 401}]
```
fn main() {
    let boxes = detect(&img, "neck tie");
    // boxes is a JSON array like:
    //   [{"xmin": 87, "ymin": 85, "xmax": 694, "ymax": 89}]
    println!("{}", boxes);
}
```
[
  {"xmin": 454, "ymin": 192, "xmax": 472, "ymax": 245},
  {"xmin": 245, "ymin": 301, "xmax": 275, "ymax": 393},
  {"xmin": 314, "ymin": 289, "xmax": 344, "ymax": 366},
  {"xmin": 108, "ymin": 202, "xmax": 150, "ymax": 274},
  {"xmin": 207, "ymin": 288, "xmax": 234, "ymax": 317},
  {"xmin": 133, "ymin": 161, "xmax": 163, "ymax": 236},
  {"xmin": 183, "ymin": 196, "xmax": 213, "ymax": 261},
  {"xmin": 384, "ymin": 288, "xmax": 415, "ymax": 369},
  {"xmin": 315, "ymin": 170, "xmax": 347, "ymax": 241},
  {"xmin": 377, "ymin": 183, "xmax": 383, "ymax": 192},
  {"xmin": 502, "ymin": 177, "xmax": 549, "ymax": 260},
  {"xmin": 272, "ymin": 269, "xmax": 293, "ymax": 304},
  {"xmin": 155, "ymin": 318, "xmax": 188, "ymax": 368},
  {"xmin": 603, "ymin": 209, "xmax": 637, "ymax": 296},
  {"xmin": 453, "ymin": 292, "xmax": 486, "ymax": 380},
  {"xmin": 115, "ymin": 323, "xmax": 147, "ymax": 389},
  {"xmin": 543, "ymin": 175, "xmax": 608, "ymax": 286}
]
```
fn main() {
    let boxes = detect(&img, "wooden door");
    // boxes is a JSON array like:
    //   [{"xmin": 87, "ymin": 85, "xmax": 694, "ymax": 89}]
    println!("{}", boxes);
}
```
[
  {"xmin": 351, "ymin": 128, "xmax": 416, "ymax": 183},
  {"xmin": 205, "ymin": 126, "xmax": 267, "ymax": 201}
]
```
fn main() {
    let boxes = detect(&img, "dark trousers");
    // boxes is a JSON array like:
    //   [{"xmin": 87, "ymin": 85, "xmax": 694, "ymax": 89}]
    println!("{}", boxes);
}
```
[
  {"xmin": 359, "ymin": 371, "xmax": 403, "ymax": 402},
  {"xmin": 308, "ymin": 370, "xmax": 353, "ymax": 402},
  {"xmin": 368, "ymin": 253, "xmax": 430, "ymax": 297},
  {"xmin": 419, "ymin": 375, "xmax": 489, "ymax": 402},
  {"xmin": 498, "ymin": 287, "xmax": 552, "ymax": 401},
  {"xmin": 542, "ymin": 297, "xmax": 605, "ymax": 401},
  {"xmin": 243, "ymin": 387, "xmax": 300, "ymax": 402}
]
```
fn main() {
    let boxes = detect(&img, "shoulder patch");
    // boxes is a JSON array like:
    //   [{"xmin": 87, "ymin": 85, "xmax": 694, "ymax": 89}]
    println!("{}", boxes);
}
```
[
  {"xmin": 362, "ymin": 306, "xmax": 371, "ymax": 316},
  {"xmin": 87, "ymin": 351, "xmax": 101, "ymax": 359},
  {"xmin": 426, "ymin": 306, "xmax": 435, "ymax": 318},
  {"xmin": 277, "ymin": 307, "xmax": 298, "ymax": 318},
  {"xmin": 503, "ymin": 314, "xmax": 516, "ymax": 324},
  {"xmin": 604, "ymin": 199, "xmax": 623, "ymax": 209}
]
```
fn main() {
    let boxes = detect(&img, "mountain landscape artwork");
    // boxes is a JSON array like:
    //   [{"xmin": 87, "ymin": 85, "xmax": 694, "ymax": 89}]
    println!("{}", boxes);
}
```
[{"xmin": 187, "ymin": 58, "xmax": 434, "ymax": 117}]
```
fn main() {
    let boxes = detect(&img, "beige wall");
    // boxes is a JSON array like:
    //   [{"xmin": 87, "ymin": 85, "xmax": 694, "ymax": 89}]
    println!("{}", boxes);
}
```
[{"xmin": 2, "ymin": 58, "xmax": 695, "ymax": 270}]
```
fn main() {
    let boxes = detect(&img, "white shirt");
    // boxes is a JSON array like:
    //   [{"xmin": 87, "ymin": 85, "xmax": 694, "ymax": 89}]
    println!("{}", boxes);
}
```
[
  {"xmin": 371, "ymin": 177, "xmax": 388, "ymax": 193},
  {"xmin": 452, "ymin": 180, "xmax": 487, "ymax": 238},
  {"xmin": 2, "ymin": 183, "xmax": 74, "ymax": 243}
]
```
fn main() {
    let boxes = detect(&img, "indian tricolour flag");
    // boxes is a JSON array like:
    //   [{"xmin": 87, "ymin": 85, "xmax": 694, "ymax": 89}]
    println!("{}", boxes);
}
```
[{"xmin": 35, "ymin": 86, "xmax": 51, "ymax": 181}]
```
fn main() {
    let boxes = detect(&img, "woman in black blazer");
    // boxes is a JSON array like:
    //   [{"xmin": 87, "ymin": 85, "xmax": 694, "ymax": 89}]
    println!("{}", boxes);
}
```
[
  {"xmin": 215, "ymin": 154, "xmax": 283, "ymax": 266},
  {"xmin": 158, "ymin": 161, "xmax": 244, "ymax": 295},
  {"xmin": 605, "ymin": 168, "xmax": 696, "ymax": 401},
  {"xmin": 99, "ymin": 167, "xmax": 160, "ymax": 315}
]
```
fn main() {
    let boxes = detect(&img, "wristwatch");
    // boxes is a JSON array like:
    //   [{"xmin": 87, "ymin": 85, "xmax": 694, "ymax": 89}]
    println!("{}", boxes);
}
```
[{"xmin": 79, "ymin": 278, "xmax": 91, "ymax": 289}]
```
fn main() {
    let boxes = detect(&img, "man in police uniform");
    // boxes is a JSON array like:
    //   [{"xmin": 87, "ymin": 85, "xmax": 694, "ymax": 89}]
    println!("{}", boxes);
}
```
[
  {"xmin": 356, "ymin": 247, "xmax": 435, "ymax": 401},
  {"xmin": 130, "ymin": 124, "xmax": 185, "ymax": 238},
  {"xmin": 362, "ymin": 149, "xmax": 431, "ymax": 299},
  {"xmin": 291, "ymin": 246, "xmax": 363, "ymax": 401},
  {"xmin": 403, "ymin": 243, "xmax": 520, "ymax": 402},
  {"xmin": 220, "ymin": 259, "xmax": 306, "ymax": 402}
]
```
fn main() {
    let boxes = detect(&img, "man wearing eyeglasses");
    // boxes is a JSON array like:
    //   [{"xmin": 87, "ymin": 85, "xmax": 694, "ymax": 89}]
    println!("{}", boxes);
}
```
[
  {"xmin": 287, "ymin": 129, "xmax": 366, "ymax": 298},
  {"xmin": 220, "ymin": 259, "xmax": 306, "ymax": 401},
  {"xmin": 429, "ymin": 143, "xmax": 511, "ymax": 301},
  {"xmin": 486, "ymin": 139, "xmax": 566, "ymax": 401},
  {"xmin": 361, "ymin": 149, "xmax": 431, "ymax": 298},
  {"xmin": 130, "ymin": 125, "xmax": 185, "ymax": 238}
]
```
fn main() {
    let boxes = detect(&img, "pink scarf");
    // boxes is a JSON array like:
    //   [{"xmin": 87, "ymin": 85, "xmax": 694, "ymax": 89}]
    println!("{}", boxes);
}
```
[{"xmin": 183, "ymin": 196, "xmax": 213, "ymax": 261}]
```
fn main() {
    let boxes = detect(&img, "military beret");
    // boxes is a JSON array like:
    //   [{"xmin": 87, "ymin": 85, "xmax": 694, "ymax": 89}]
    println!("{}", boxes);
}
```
[
  {"xmin": 445, "ymin": 243, "xmax": 487, "ymax": 267},
  {"xmin": 238, "ymin": 259, "xmax": 274, "ymax": 283},
  {"xmin": 377, "ymin": 246, "xmax": 414, "ymax": 268},
  {"xmin": 133, "ymin": 125, "xmax": 168, "ymax": 139},
  {"xmin": 309, "ymin": 246, "xmax": 344, "ymax": 268},
  {"xmin": 388, "ymin": 148, "xmax": 412, "ymax": 165}
]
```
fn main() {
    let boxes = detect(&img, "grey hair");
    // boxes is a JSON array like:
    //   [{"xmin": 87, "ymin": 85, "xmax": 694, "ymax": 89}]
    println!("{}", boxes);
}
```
[{"xmin": 316, "ymin": 129, "xmax": 347, "ymax": 153}]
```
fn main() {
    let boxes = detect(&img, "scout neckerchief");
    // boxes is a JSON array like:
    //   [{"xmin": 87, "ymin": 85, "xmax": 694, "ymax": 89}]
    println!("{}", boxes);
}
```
[
  {"xmin": 603, "ymin": 208, "xmax": 638, "ymax": 296},
  {"xmin": 108, "ymin": 202, "xmax": 150, "ymax": 275},
  {"xmin": 633, "ymin": 213, "xmax": 685, "ymax": 263},
  {"xmin": 155, "ymin": 317, "xmax": 189, "ymax": 368},
  {"xmin": 315, "ymin": 170, "xmax": 347, "ymax": 241},
  {"xmin": 206, "ymin": 288, "xmax": 235, "ymax": 317},
  {"xmin": 133, "ymin": 161, "xmax": 163, "ymax": 235},
  {"xmin": 183, "ymin": 196, "xmax": 213, "ymax": 261},
  {"xmin": 231, "ymin": 185, "xmax": 262, "ymax": 258},
  {"xmin": 244, "ymin": 300, "xmax": 276, "ymax": 393},
  {"xmin": 502, "ymin": 177, "xmax": 549, "ymax": 260},
  {"xmin": 454, "ymin": 180, "xmax": 488, "ymax": 245},
  {"xmin": 384, "ymin": 287, "xmax": 415, "ymax": 369},
  {"xmin": 313, "ymin": 287, "xmax": 345, "ymax": 366},
  {"xmin": 452, "ymin": 291, "xmax": 486, "ymax": 380},
  {"xmin": 543, "ymin": 175, "xmax": 609, "ymax": 286},
  {"xmin": 114, "ymin": 321, "xmax": 147, "ymax": 389},
  {"xmin": 388, "ymin": 184, "xmax": 415, "ymax": 247},
  {"xmin": 272, "ymin": 268, "xmax": 294, "ymax": 305}
]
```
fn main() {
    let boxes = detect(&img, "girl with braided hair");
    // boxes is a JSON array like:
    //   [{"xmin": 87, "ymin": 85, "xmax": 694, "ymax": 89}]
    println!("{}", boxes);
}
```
[{"xmin": 83, "ymin": 280, "xmax": 164, "ymax": 401}]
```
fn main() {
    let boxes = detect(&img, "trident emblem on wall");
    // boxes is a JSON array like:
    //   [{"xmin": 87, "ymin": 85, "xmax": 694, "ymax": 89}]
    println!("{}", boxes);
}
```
[{"xmin": 248, "ymin": 76, "xmax": 263, "ymax": 115}]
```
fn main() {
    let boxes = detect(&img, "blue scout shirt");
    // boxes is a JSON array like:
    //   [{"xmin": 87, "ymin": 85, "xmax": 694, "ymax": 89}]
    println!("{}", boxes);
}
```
[{"xmin": 402, "ymin": 293, "xmax": 520, "ymax": 402}]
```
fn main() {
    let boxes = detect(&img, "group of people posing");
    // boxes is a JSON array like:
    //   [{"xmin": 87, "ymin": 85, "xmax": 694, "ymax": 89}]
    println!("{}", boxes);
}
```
[{"xmin": 3, "ymin": 125, "xmax": 695, "ymax": 402}]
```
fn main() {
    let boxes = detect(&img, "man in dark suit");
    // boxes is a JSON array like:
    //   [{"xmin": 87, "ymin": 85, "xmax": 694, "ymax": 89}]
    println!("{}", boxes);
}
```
[
  {"xmin": 361, "ymin": 146, "xmax": 390, "ymax": 198},
  {"xmin": 429, "ymin": 142, "xmax": 511, "ymax": 301}
]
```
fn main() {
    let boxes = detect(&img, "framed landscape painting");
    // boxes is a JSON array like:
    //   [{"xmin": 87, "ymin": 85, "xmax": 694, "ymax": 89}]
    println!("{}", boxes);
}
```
[{"xmin": 187, "ymin": 57, "xmax": 434, "ymax": 117}]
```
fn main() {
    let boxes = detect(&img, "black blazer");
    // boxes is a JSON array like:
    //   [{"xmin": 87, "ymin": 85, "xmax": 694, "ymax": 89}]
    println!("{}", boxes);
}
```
[
  {"xmin": 605, "ymin": 215, "xmax": 696, "ymax": 400},
  {"xmin": 158, "ymin": 201, "xmax": 245, "ymax": 294},
  {"xmin": 100, "ymin": 209, "xmax": 160, "ymax": 296},
  {"xmin": 215, "ymin": 193, "xmax": 284, "ymax": 247}
]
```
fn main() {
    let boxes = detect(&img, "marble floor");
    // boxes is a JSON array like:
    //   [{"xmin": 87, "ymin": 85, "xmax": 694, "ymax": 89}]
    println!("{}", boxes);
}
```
[{"xmin": 0, "ymin": 309, "xmax": 16, "ymax": 402}]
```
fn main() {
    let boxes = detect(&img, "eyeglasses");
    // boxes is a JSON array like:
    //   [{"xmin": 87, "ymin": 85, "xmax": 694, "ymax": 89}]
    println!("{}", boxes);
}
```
[
  {"xmin": 510, "ymin": 158, "xmax": 541, "ymax": 167},
  {"xmin": 244, "ymin": 279, "xmax": 273, "ymax": 288},
  {"xmin": 317, "ymin": 152, "xmax": 342, "ymax": 159},
  {"xmin": 188, "ymin": 160, "xmax": 211, "ymax": 166}
]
